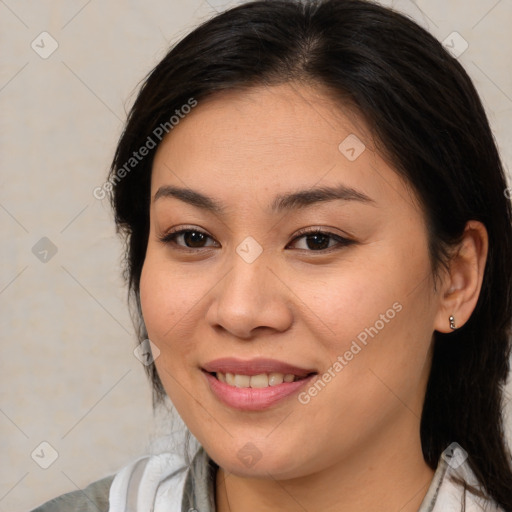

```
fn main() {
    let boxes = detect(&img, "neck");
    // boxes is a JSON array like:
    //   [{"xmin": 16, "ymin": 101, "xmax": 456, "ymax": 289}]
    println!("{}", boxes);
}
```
[{"xmin": 215, "ymin": 417, "xmax": 435, "ymax": 512}]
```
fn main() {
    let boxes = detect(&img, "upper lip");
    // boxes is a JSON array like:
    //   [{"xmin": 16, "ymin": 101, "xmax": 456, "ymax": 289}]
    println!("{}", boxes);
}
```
[{"xmin": 202, "ymin": 358, "xmax": 317, "ymax": 377}]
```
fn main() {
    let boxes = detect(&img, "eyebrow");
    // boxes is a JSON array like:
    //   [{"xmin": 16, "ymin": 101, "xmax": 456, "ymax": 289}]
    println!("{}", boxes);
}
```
[{"xmin": 153, "ymin": 183, "xmax": 376, "ymax": 214}]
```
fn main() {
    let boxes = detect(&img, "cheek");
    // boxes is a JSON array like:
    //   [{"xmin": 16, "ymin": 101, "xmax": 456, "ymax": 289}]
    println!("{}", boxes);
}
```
[
  {"xmin": 302, "ymin": 241, "xmax": 434, "ymax": 392},
  {"xmin": 293, "ymin": 258, "xmax": 399, "ymax": 353},
  {"xmin": 139, "ymin": 255, "xmax": 199, "ymax": 405},
  {"xmin": 139, "ymin": 250, "xmax": 212, "ymax": 374},
  {"xmin": 140, "ymin": 253, "xmax": 195, "ymax": 338},
  {"xmin": 139, "ymin": 257, "xmax": 172, "ymax": 338}
]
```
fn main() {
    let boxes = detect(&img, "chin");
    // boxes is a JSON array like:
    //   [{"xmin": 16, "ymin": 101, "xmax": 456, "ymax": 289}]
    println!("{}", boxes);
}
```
[{"xmin": 208, "ymin": 442, "xmax": 309, "ymax": 480}]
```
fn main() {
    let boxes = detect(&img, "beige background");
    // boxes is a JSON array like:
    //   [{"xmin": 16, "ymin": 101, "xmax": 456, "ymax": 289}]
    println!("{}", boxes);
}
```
[{"xmin": 1, "ymin": 1, "xmax": 511, "ymax": 511}]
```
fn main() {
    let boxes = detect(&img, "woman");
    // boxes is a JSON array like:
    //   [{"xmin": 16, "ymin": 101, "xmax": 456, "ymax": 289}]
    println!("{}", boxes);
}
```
[{"xmin": 32, "ymin": 0, "xmax": 512, "ymax": 510}]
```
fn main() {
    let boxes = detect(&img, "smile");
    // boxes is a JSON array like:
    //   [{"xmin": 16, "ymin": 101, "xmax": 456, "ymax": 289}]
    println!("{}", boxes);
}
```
[
  {"xmin": 213, "ymin": 372, "xmax": 307, "ymax": 388},
  {"xmin": 202, "ymin": 370, "xmax": 317, "ymax": 411}
]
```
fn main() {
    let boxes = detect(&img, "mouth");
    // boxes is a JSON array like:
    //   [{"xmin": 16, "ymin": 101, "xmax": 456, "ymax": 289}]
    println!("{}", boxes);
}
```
[
  {"xmin": 206, "ymin": 370, "xmax": 315, "ymax": 388},
  {"xmin": 202, "ymin": 357, "xmax": 316, "ymax": 379},
  {"xmin": 200, "ymin": 358, "xmax": 318, "ymax": 411}
]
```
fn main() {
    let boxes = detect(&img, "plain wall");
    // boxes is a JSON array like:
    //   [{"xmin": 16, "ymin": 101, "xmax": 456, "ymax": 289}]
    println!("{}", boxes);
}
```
[{"xmin": 1, "ymin": 1, "xmax": 511, "ymax": 511}]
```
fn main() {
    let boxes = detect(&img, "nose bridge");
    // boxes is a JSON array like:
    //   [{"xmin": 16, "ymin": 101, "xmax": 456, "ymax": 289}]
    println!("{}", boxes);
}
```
[
  {"xmin": 206, "ymin": 237, "xmax": 293, "ymax": 338},
  {"xmin": 229, "ymin": 251, "xmax": 266, "ymax": 303}
]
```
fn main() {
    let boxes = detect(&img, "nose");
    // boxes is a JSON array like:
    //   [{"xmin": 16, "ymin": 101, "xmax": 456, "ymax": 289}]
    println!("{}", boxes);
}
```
[{"xmin": 205, "ymin": 249, "xmax": 294, "ymax": 339}]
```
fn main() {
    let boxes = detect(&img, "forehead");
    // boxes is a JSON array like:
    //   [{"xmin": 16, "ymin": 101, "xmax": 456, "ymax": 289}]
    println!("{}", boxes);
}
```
[{"xmin": 150, "ymin": 83, "xmax": 420, "ymax": 215}]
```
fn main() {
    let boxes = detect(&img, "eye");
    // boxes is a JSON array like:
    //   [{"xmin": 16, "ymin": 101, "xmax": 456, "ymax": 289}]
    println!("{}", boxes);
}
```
[
  {"xmin": 158, "ymin": 226, "xmax": 355, "ymax": 252},
  {"xmin": 158, "ymin": 227, "xmax": 219, "ymax": 249},
  {"xmin": 287, "ymin": 228, "xmax": 355, "ymax": 252}
]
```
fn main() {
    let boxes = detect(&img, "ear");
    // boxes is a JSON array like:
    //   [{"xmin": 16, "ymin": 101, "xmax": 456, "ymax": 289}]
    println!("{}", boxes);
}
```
[{"xmin": 434, "ymin": 220, "xmax": 488, "ymax": 333}]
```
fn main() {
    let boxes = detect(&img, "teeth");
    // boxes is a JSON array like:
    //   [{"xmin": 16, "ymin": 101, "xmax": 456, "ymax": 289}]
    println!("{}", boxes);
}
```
[
  {"xmin": 249, "ymin": 373, "xmax": 269, "ymax": 388},
  {"xmin": 268, "ymin": 372, "xmax": 284, "ymax": 386},
  {"xmin": 215, "ymin": 372, "xmax": 301, "ymax": 388},
  {"xmin": 234, "ymin": 374, "xmax": 250, "ymax": 388}
]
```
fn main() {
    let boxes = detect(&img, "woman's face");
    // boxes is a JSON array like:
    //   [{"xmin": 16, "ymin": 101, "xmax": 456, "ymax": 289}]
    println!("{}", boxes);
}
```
[{"xmin": 140, "ymin": 83, "xmax": 443, "ymax": 479}]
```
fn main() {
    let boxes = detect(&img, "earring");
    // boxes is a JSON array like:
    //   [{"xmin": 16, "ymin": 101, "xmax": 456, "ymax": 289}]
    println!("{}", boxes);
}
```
[{"xmin": 449, "ymin": 315, "xmax": 456, "ymax": 330}]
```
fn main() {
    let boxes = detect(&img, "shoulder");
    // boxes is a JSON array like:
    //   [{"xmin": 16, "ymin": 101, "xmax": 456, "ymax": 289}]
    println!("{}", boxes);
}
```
[
  {"xmin": 107, "ymin": 447, "xmax": 215, "ymax": 512},
  {"xmin": 29, "ymin": 474, "xmax": 115, "ymax": 512},
  {"xmin": 30, "ymin": 447, "xmax": 213, "ymax": 512},
  {"xmin": 108, "ymin": 452, "xmax": 192, "ymax": 511}
]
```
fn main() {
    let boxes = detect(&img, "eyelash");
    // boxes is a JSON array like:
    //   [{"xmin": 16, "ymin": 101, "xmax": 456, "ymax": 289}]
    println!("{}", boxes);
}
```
[{"xmin": 158, "ymin": 226, "xmax": 355, "ymax": 253}]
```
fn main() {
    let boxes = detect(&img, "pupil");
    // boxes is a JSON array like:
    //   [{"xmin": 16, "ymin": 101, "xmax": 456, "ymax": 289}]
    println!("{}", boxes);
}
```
[
  {"xmin": 182, "ymin": 232, "xmax": 330, "ymax": 249},
  {"xmin": 307, "ymin": 233, "xmax": 329, "ymax": 250},
  {"xmin": 185, "ymin": 231, "xmax": 205, "ymax": 247}
]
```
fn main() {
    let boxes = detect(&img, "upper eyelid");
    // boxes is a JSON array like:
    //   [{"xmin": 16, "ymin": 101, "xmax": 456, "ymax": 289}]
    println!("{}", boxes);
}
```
[
  {"xmin": 162, "ymin": 224, "xmax": 351, "ymax": 237},
  {"xmin": 160, "ymin": 227, "xmax": 219, "ymax": 246},
  {"xmin": 159, "ymin": 226, "xmax": 353, "ymax": 248}
]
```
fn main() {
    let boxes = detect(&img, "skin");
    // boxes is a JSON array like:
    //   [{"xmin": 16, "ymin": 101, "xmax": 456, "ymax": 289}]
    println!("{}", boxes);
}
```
[{"xmin": 139, "ymin": 82, "xmax": 488, "ymax": 512}]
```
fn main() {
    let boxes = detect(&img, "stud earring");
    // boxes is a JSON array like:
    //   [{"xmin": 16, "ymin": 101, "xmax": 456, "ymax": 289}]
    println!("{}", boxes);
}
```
[{"xmin": 449, "ymin": 315, "xmax": 456, "ymax": 330}]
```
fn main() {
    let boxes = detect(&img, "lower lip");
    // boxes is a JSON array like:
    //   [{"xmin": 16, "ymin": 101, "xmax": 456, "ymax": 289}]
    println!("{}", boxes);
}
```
[{"xmin": 202, "ymin": 371, "xmax": 316, "ymax": 411}]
